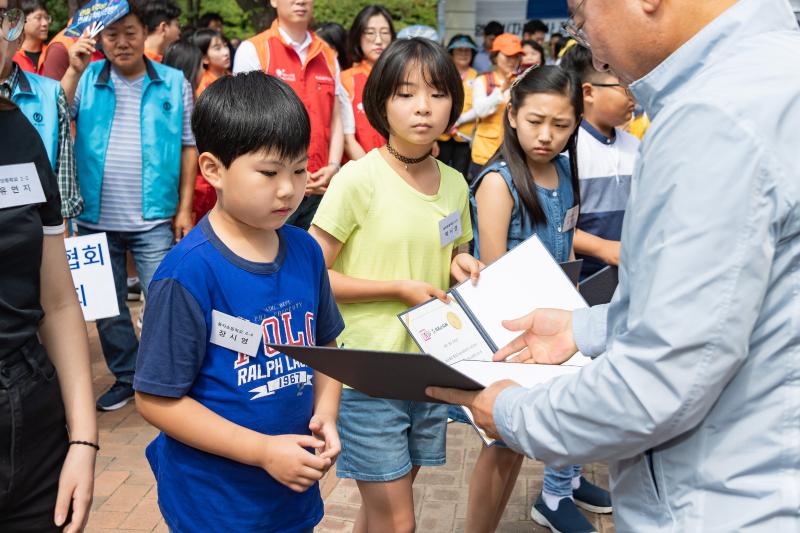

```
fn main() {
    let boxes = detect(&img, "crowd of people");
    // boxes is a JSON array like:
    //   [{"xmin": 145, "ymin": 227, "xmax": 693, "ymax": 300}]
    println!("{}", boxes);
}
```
[{"xmin": 1, "ymin": 0, "xmax": 798, "ymax": 532}]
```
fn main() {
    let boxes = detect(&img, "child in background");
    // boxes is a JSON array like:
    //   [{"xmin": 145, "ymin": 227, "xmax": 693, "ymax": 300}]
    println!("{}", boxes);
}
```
[
  {"xmin": 193, "ymin": 28, "xmax": 230, "ymax": 97},
  {"xmin": 341, "ymin": 4, "xmax": 395, "ymax": 160},
  {"xmin": 134, "ymin": 72, "xmax": 344, "ymax": 533},
  {"xmin": 469, "ymin": 65, "xmax": 611, "ymax": 533},
  {"xmin": 309, "ymin": 38, "xmax": 481, "ymax": 532},
  {"xmin": 162, "ymin": 40, "xmax": 204, "ymax": 93},
  {"xmin": 520, "ymin": 39, "xmax": 545, "ymax": 69},
  {"xmin": 561, "ymin": 44, "xmax": 639, "ymax": 280}
]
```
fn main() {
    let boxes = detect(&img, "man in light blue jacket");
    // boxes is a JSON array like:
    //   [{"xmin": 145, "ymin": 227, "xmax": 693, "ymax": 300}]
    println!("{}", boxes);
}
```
[{"xmin": 429, "ymin": 0, "xmax": 800, "ymax": 531}]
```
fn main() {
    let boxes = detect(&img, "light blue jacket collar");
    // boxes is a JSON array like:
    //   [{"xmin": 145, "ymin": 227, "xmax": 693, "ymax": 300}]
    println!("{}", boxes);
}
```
[{"xmin": 630, "ymin": 0, "xmax": 796, "ymax": 119}]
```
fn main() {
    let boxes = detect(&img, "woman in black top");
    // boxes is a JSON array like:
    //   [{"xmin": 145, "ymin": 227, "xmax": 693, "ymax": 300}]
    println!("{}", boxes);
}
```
[{"xmin": 0, "ymin": 2, "xmax": 96, "ymax": 531}]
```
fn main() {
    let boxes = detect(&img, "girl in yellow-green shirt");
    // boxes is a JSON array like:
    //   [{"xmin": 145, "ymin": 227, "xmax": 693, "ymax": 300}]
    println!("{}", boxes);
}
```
[{"xmin": 310, "ymin": 38, "xmax": 480, "ymax": 532}]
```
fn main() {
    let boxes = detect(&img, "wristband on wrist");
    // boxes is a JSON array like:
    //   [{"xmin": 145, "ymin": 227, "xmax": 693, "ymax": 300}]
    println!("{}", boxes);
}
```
[
  {"xmin": 69, "ymin": 440, "xmax": 100, "ymax": 451},
  {"xmin": 328, "ymin": 162, "xmax": 341, "ymax": 171}
]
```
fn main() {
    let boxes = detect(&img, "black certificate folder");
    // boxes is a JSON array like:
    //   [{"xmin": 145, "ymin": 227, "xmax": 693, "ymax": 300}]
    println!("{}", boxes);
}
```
[{"xmin": 268, "ymin": 344, "xmax": 484, "ymax": 403}]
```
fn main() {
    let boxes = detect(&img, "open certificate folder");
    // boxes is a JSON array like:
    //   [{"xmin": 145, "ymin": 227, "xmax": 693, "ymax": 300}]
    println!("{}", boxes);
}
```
[{"xmin": 398, "ymin": 234, "xmax": 592, "ymax": 445}]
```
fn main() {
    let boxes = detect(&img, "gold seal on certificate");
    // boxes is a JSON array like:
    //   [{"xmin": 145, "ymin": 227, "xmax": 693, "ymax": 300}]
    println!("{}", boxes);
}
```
[{"xmin": 447, "ymin": 311, "xmax": 463, "ymax": 330}]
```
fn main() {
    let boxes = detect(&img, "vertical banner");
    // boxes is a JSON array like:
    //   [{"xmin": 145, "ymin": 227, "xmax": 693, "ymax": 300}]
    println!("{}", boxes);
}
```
[{"xmin": 64, "ymin": 233, "xmax": 120, "ymax": 321}]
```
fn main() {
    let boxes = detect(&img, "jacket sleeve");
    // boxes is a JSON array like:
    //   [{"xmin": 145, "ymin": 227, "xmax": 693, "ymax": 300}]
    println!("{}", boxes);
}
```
[
  {"xmin": 572, "ymin": 304, "xmax": 609, "ymax": 358},
  {"xmin": 472, "ymin": 76, "xmax": 505, "ymax": 118},
  {"xmin": 493, "ymin": 102, "xmax": 780, "ymax": 468}
]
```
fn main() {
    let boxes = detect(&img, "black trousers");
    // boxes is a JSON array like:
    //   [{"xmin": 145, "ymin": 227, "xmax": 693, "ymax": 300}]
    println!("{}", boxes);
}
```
[
  {"xmin": 287, "ymin": 194, "xmax": 323, "ymax": 231},
  {"xmin": 0, "ymin": 337, "xmax": 68, "ymax": 532},
  {"xmin": 437, "ymin": 139, "xmax": 472, "ymax": 181}
]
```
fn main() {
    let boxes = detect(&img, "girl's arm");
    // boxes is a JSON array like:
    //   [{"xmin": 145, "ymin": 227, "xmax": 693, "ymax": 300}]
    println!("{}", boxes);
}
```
[
  {"xmin": 38, "ymin": 234, "xmax": 97, "ymax": 532},
  {"xmin": 573, "ymin": 229, "xmax": 620, "ymax": 265},
  {"xmin": 309, "ymin": 225, "xmax": 448, "ymax": 307},
  {"xmin": 309, "ymin": 343, "xmax": 341, "ymax": 469},
  {"xmin": 474, "ymin": 171, "xmax": 514, "ymax": 264}
]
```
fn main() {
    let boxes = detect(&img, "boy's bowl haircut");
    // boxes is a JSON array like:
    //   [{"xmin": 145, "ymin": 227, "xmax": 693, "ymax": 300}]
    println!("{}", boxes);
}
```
[
  {"xmin": 362, "ymin": 38, "xmax": 465, "ymax": 140},
  {"xmin": 191, "ymin": 71, "xmax": 311, "ymax": 168}
]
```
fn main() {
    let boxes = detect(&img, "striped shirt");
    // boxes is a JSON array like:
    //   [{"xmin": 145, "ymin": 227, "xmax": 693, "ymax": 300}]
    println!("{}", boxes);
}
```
[
  {"xmin": 1, "ymin": 64, "xmax": 82, "ymax": 219},
  {"xmin": 73, "ymin": 67, "xmax": 195, "ymax": 232},
  {"xmin": 575, "ymin": 120, "xmax": 640, "ymax": 277}
]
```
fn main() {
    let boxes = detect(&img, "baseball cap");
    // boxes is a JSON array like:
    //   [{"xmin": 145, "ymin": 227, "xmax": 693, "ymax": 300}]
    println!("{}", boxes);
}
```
[{"xmin": 491, "ymin": 33, "xmax": 523, "ymax": 56}]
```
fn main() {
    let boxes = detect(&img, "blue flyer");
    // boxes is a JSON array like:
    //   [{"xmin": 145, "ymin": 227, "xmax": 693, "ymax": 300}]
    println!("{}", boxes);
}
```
[{"xmin": 64, "ymin": 0, "xmax": 129, "ymax": 38}]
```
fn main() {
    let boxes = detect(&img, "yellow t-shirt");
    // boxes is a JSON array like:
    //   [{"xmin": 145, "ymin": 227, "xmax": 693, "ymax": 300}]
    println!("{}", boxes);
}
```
[{"xmin": 312, "ymin": 148, "xmax": 473, "ymax": 354}]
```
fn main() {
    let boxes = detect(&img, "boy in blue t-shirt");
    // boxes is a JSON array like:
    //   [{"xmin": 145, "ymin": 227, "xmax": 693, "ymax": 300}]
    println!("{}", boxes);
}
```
[{"xmin": 134, "ymin": 71, "xmax": 345, "ymax": 533}]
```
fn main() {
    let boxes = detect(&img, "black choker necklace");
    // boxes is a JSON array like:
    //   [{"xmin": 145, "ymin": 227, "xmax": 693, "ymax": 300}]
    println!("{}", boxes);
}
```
[{"xmin": 386, "ymin": 143, "xmax": 431, "ymax": 169}]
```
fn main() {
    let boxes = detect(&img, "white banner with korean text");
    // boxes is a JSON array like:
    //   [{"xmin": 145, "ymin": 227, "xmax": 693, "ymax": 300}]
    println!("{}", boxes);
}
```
[{"xmin": 65, "ymin": 233, "xmax": 120, "ymax": 321}]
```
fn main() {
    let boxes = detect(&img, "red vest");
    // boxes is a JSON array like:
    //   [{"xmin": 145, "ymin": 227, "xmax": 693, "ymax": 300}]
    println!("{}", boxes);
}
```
[
  {"xmin": 248, "ymin": 22, "xmax": 337, "ymax": 173},
  {"xmin": 342, "ymin": 62, "xmax": 386, "ymax": 153},
  {"xmin": 13, "ymin": 47, "xmax": 46, "ymax": 74}
]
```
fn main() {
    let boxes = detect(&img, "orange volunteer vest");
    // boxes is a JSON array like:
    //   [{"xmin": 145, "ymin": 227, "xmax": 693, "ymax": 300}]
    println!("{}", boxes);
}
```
[
  {"xmin": 13, "ymin": 46, "xmax": 47, "ymax": 74},
  {"xmin": 247, "ymin": 21, "xmax": 338, "ymax": 174},
  {"xmin": 440, "ymin": 67, "xmax": 478, "ymax": 143},
  {"xmin": 471, "ymin": 72, "xmax": 508, "ymax": 165},
  {"xmin": 341, "ymin": 62, "xmax": 385, "ymax": 153}
]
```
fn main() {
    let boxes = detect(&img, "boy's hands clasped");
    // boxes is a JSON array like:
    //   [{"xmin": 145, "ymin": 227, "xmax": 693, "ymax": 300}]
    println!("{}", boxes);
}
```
[
  {"xmin": 260, "ymin": 413, "xmax": 340, "ymax": 493},
  {"xmin": 260, "ymin": 433, "xmax": 332, "ymax": 493},
  {"xmin": 309, "ymin": 413, "xmax": 340, "ymax": 468}
]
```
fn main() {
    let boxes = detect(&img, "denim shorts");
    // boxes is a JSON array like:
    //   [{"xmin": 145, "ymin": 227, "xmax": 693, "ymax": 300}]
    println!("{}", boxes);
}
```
[
  {"xmin": 448, "ymin": 405, "xmax": 509, "ymax": 448},
  {"xmin": 337, "ymin": 388, "xmax": 448, "ymax": 481}
]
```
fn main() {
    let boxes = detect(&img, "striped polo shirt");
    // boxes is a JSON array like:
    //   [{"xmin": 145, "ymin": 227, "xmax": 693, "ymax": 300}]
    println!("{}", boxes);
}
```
[{"xmin": 576, "ymin": 120, "xmax": 640, "ymax": 278}]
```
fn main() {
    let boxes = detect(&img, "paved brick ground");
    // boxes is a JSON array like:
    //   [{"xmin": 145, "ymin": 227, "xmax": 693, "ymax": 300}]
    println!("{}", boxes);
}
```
[{"xmin": 84, "ymin": 302, "xmax": 615, "ymax": 532}]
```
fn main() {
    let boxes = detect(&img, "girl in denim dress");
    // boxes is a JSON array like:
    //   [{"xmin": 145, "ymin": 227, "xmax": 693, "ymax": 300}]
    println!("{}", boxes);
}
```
[{"xmin": 465, "ymin": 65, "xmax": 611, "ymax": 533}]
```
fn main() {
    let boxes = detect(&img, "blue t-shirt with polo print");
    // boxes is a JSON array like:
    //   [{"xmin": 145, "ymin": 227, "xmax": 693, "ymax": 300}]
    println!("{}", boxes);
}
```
[{"xmin": 134, "ymin": 216, "xmax": 344, "ymax": 533}]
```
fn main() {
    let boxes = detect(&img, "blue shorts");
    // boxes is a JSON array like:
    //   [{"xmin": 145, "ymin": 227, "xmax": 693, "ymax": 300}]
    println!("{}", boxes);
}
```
[
  {"xmin": 448, "ymin": 405, "xmax": 509, "ymax": 448},
  {"xmin": 336, "ymin": 388, "xmax": 448, "ymax": 481}
]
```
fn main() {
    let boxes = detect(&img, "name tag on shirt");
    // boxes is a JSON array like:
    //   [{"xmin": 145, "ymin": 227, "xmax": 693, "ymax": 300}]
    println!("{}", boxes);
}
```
[
  {"xmin": 561, "ymin": 205, "xmax": 579, "ymax": 233},
  {"xmin": 0, "ymin": 163, "xmax": 46, "ymax": 209},
  {"xmin": 439, "ymin": 211, "xmax": 462, "ymax": 247},
  {"xmin": 210, "ymin": 310, "xmax": 263, "ymax": 357}
]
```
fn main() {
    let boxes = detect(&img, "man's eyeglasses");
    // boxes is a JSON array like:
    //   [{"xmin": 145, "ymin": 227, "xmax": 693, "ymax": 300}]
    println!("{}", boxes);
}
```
[
  {"xmin": 591, "ymin": 83, "xmax": 633, "ymax": 98},
  {"xmin": 0, "ymin": 8, "xmax": 24, "ymax": 42},
  {"xmin": 362, "ymin": 29, "xmax": 392, "ymax": 42},
  {"xmin": 561, "ymin": 0, "xmax": 590, "ymax": 49},
  {"xmin": 30, "ymin": 13, "xmax": 52, "ymax": 24}
]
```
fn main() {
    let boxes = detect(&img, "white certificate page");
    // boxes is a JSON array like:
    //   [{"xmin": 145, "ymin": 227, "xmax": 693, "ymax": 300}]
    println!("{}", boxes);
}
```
[
  {"xmin": 400, "ymin": 297, "xmax": 495, "ymax": 365},
  {"xmin": 455, "ymin": 235, "xmax": 588, "ymax": 351}
]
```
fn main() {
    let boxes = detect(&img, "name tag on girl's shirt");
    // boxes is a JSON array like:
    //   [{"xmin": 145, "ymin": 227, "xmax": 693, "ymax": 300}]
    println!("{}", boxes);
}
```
[
  {"xmin": 0, "ymin": 163, "xmax": 46, "ymax": 209},
  {"xmin": 561, "ymin": 206, "xmax": 579, "ymax": 233},
  {"xmin": 210, "ymin": 310, "xmax": 263, "ymax": 357},
  {"xmin": 439, "ymin": 211, "xmax": 462, "ymax": 247}
]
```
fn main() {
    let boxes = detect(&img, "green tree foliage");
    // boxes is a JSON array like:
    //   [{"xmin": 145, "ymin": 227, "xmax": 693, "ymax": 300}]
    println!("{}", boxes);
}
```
[
  {"xmin": 313, "ymin": 0, "xmax": 437, "ymax": 30},
  {"xmin": 47, "ymin": 0, "xmax": 70, "ymax": 37},
  {"xmin": 178, "ymin": 0, "xmax": 259, "ymax": 40}
]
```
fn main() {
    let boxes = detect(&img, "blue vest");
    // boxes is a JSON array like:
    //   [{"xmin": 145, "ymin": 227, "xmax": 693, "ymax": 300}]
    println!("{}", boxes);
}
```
[
  {"xmin": 12, "ymin": 70, "xmax": 60, "ymax": 170},
  {"xmin": 471, "ymin": 155, "xmax": 576, "ymax": 262},
  {"xmin": 74, "ymin": 59, "xmax": 184, "ymax": 224}
]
